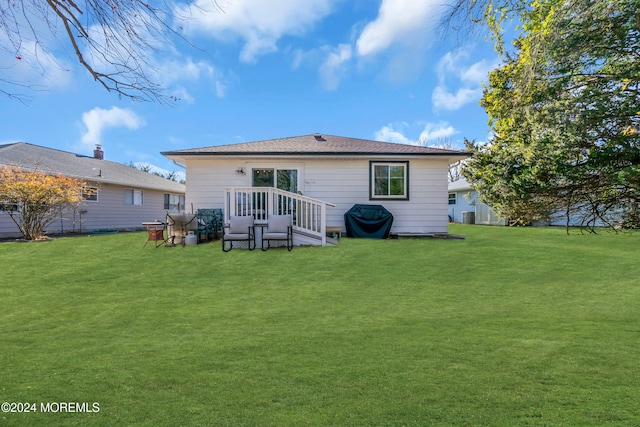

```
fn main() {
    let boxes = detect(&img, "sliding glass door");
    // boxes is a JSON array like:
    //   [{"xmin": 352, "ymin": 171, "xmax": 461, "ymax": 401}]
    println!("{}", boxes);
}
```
[
  {"xmin": 252, "ymin": 168, "xmax": 299, "ymax": 217},
  {"xmin": 252, "ymin": 168, "xmax": 298, "ymax": 193}
]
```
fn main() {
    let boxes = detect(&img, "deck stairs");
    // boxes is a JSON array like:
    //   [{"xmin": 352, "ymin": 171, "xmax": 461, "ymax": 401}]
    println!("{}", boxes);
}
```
[{"xmin": 224, "ymin": 187, "xmax": 338, "ymax": 247}]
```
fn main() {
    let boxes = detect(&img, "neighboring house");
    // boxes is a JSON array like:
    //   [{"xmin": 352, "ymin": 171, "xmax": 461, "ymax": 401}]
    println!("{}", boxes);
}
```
[
  {"xmin": 448, "ymin": 178, "xmax": 625, "ymax": 228},
  {"xmin": 448, "ymin": 178, "xmax": 505, "ymax": 225},
  {"xmin": 162, "ymin": 134, "xmax": 469, "ymax": 246},
  {"xmin": 0, "ymin": 142, "xmax": 185, "ymax": 238}
]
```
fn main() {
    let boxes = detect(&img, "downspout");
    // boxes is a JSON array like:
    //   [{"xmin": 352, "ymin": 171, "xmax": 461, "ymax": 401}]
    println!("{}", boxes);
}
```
[
  {"xmin": 170, "ymin": 159, "xmax": 187, "ymax": 213},
  {"xmin": 171, "ymin": 160, "xmax": 186, "ymax": 170}
]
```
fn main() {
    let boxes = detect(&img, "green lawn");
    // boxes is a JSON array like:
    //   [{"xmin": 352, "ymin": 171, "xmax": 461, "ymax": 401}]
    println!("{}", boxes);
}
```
[{"xmin": 1, "ymin": 225, "xmax": 639, "ymax": 426}]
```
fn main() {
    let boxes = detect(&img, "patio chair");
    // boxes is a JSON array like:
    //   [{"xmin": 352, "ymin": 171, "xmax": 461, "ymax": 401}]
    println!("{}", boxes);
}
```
[
  {"xmin": 166, "ymin": 212, "xmax": 198, "ymax": 246},
  {"xmin": 196, "ymin": 208, "xmax": 223, "ymax": 242},
  {"xmin": 211, "ymin": 208, "xmax": 224, "ymax": 239},
  {"xmin": 196, "ymin": 209, "xmax": 213, "ymax": 242},
  {"xmin": 261, "ymin": 214, "xmax": 293, "ymax": 251},
  {"xmin": 222, "ymin": 215, "xmax": 256, "ymax": 252}
]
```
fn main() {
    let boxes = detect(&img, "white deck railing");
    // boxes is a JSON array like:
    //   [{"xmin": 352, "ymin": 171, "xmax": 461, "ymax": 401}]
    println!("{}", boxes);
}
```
[{"xmin": 224, "ymin": 187, "xmax": 336, "ymax": 245}]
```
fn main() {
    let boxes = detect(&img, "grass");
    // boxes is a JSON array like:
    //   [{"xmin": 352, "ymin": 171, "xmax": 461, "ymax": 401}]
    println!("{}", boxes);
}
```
[{"xmin": 1, "ymin": 225, "xmax": 639, "ymax": 426}]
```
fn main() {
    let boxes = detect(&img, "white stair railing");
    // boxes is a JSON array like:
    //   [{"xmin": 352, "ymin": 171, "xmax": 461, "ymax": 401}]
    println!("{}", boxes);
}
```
[{"xmin": 224, "ymin": 187, "xmax": 336, "ymax": 245}]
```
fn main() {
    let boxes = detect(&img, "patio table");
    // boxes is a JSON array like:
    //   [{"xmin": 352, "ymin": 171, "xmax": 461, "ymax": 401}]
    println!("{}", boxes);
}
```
[{"xmin": 142, "ymin": 221, "xmax": 167, "ymax": 248}]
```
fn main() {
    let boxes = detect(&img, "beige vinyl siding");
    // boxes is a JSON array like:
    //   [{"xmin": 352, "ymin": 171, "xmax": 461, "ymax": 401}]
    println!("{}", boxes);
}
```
[
  {"xmin": 0, "ymin": 182, "xmax": 182, "ymax": 238},
  {"xmin": 448, "ymin": 190, "xmax": 478, "ymax": 223},
  {"xmin": 185, "ymin": 159, "xmax": 240, "ymax": 209},
  {"xmin": 303, "ymin": 158, "xmax": 449, "ymax": 233},
  {"xmin": 0, "ymin": 210, "xmax": 19, "ymax": 237},
  {"xmin": 79, "ymin": 184, "xmax": 169, "ymax": 230},
  {"xmin": 183, "ymin": 156, "xmax": 451, "ymax": 234}
]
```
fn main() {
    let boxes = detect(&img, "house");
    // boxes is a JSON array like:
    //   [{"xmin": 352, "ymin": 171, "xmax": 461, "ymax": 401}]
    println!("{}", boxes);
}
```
[
  {"xmin": 162, "ymin": 134, "xmax": 469, "ymax": 246},
  {"xmin": 448, "ymin": 178, "xmax": 505, "ymax": 225},
  {"xmin": 0, "ymin": 142, "xmax": 186, "ymax": 238},
  {"xmin": 447, "ymin": 177, "xmax": 626, "ymax": 228}
]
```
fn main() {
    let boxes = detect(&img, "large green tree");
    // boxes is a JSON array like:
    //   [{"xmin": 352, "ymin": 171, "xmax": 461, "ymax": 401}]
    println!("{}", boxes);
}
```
[{"xmin": 459, "ymin": 0, "xmax": 640, "ymax": 230}]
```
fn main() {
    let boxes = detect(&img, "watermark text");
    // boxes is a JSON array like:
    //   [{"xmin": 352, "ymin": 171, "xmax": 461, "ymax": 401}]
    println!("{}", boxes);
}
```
[{"xmin": 2, "ymin": 401, "xmax": 100, "ymax": 413}]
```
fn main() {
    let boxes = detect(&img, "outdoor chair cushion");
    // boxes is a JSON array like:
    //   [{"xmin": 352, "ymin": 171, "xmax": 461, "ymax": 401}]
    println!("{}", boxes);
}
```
[
  {"xmin": 263, "ymin": 231, "xmax": 288, "ymax": 239},
  {"xmin": 228, "ymin": 215, "xmax": 254, "ymax": 234},
  {"xmin": 266, "ymin": 215, "xmax": 291, "ymax": 234},
  {"xmin": 224, "ymin": 232, "xmax": 250, "ymax": 239}
]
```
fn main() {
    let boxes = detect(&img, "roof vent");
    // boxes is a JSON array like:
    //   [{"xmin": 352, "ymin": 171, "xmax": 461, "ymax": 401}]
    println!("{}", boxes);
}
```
[
  {"xmin": 313, "ymin": 133, "xmax": 326, "ymax": 141},
  {"xmin": 94, "ymin": 144, "xmax": 104, "ymax": 160}
]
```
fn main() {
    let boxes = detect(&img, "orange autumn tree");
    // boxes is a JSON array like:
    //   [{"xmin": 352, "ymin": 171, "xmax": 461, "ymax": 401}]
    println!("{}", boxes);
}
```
[{"xmin": 0, "ymin": 165, "xmax": 88, "ymax": 240}]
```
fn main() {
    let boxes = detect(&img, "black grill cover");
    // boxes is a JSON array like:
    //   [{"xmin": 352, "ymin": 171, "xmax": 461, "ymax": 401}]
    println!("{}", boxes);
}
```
[{"xmin": 344, "ymin": 204, "xmax": 393, "ymax": 239}]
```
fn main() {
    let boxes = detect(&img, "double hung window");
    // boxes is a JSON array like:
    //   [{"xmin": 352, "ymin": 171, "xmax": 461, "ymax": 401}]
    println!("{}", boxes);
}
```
[
  {"xmin": 370, "ymin": 161, "xmax": 409, "ymax": 200},
  {"xmin": 124, "ymin": 189, "xmax": 143, "ymax": 206},
  {"xmin": 164, "ymin": 194, "xmax": 185, "ymax": 211},
  {"xmin": 82, "ymin": 186, "xmax": 98, "ymax": 202}
]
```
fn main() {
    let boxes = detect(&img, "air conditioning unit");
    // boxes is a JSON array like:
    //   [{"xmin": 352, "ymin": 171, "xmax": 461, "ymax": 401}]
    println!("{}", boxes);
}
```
[{"xmin": 462, "ymin": 211, "xmax": 475, "ymax": 224}]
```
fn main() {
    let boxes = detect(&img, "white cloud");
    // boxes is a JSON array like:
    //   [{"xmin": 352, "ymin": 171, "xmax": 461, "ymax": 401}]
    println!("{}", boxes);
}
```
[
  {"xmin": 1, "ymin": 3, "xmax": 220, "ymax": 101},
  {"xmin": 375, "ymin": 124, "xmax": 415, "ymax": 145},
  {"xmin": 418, "ymin": 122, "xmax": 457, "ymax": 143},
  {"xmin": 291, "ymin": 47, "xmax": 323, "ymax": 71},
  {"xmin": 81, "ymin": 17, "xmax": 224, "ymax": 102},
  {"xmin": 156, "ymin": 58, "xmax": 215, "ymax": 85},
  {"xmin": 291, "ymin": 42, "xmax": 352, "ymax": 90},
  {"xmin": 169, "ymin": 87, "xmax": 196, "ymax": 104},
  {"xmin": 375, "ymin": 121, "xmax": 458, "ymax": 145},
  {"xmin": 152, "ymin": 57, "xmax": 227, "ymax": 101},
  {"xmin": 432, "ymin": 86, "xmax": 482, "ymax": 111},
  {"xmin": 80, "ymin": 107, "xmax": 145, "ymax": 148},
  {"xmin": 437, "ymin": 50, "xmax": 498, "ymax": 85},
  {"xmin": 356, "ymin": 0, "xmax": 445, "ymax": 57},
  {"xmin": 215, "ymin": 80, "xmax": 227, "ymax": 98},
  {"xmin": 0, "ymin": 40, "xmax": 73, "ymax": 91},
  {"xmin": 0, "ymin": 4, "xmax": 74, "ymax": 93},
  {"xmin": 176, "ymin": 0, "xmax": 337, "ymax": 63},
  {"xmin": 318, "ymin": 44, "xmax": 352, "ymax": 90},
  {"xmin": 432, "ymin": 49, "xmax": 500, "ymax": 111}
]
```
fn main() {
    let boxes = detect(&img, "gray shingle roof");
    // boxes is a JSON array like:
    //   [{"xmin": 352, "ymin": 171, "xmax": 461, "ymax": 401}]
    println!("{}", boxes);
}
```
[
  {"xmin": 448, "ymin": 178, "xmax": 473, "ymax": 192},
  {"xmin": 161, "ymin": 134, "xmax": 470, "ymax": 158},
  {"xmin": 0, "ymin": 143, "xmax": 185, "ymax": 193}
]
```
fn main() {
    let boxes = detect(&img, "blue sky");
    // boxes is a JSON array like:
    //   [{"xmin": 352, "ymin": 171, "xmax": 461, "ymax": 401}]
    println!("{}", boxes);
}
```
[{"xmin": 1, "ymin": 0, "xmax": 502, "ymax": 177}]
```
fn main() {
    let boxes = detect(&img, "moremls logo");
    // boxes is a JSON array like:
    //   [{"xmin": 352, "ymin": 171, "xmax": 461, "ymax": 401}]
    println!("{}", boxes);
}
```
[{"xmin": 40, "ymin": 402, "xmax": 100, "ymax": 413}]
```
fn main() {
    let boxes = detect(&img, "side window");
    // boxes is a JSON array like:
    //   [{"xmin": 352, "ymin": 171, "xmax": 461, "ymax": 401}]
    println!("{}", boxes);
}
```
[
  {"xmin": 82, "ymin": 186, "xmax": 99, "ymax": 202},
  {"xmin": 164, "ymin": 194, "xmax": 185, "ymax": 211},
  {"xmin": 448, "ymin": 193, "xmax": 457, "ymax": 205},
  {"xmin": 124, "ymin": 189, "xmax": 143, "ymax": 206},
  {"xmin": 370, "ymin": 161, "xmax": 409, "ymax": 200},
  {"xmin": 0, "ymin": 201, "xmax": 19, "ymax": 212}
]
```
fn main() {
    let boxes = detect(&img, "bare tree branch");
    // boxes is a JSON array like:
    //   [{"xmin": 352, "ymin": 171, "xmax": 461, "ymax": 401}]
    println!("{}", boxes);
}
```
[{"xmin": 1, "ymin": 0, "xmax": 222, "ymax": 103}]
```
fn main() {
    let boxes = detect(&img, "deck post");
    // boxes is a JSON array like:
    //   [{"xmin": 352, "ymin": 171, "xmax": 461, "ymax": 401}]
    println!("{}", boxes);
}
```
[{"xmin": 321, "ymin": 203, "xmax": 327, "ymax": 246}]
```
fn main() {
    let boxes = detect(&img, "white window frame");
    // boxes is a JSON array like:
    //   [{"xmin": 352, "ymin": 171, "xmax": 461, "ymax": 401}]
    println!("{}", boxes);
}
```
[
  {"xmin": 164, "ymin": 193, "xmax": 185, "ymax": 211},
  {"xmin": 448, "ymin": 193, "xmax": 457, "ymax": 205},
  {"xmin": 247, "ymin": 164, "xmax": 303, "ymax": 193},
  {"xmin": 82, "ymin": 186, "xmax": 99, "ymax": 202},
  {"xmin": 369, "ymin": 161, "xmax": 409, "ymax": 200},
  {"xmin": 124, "ymin": 189, "xmax": 143, "ymax": 206}
]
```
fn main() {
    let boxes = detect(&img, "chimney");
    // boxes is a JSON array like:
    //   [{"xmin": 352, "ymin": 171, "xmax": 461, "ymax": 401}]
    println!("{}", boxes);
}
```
[{"xmin": 94, "ymin": 144, "xmax": 104, "ymax": 160}]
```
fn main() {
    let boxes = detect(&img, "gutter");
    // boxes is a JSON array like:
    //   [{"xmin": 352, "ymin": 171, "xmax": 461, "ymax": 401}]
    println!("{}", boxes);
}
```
[
  {"xmin": 171, "ymin": 159, "xmax": 186, "ymax": 169},
  {"xmin": 162, "ymin": 151, "xmax": 472, "ymax": 157}
]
